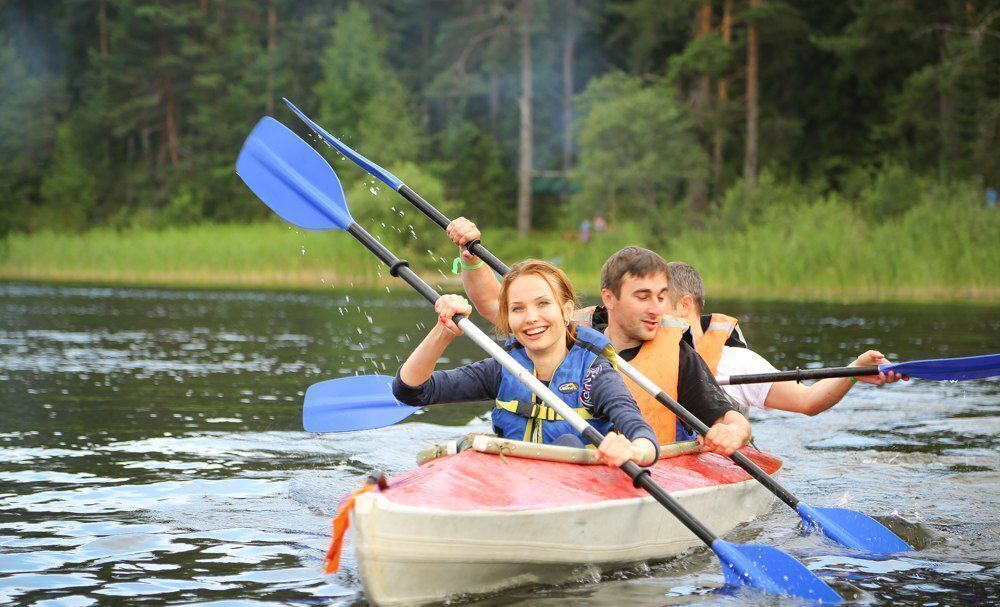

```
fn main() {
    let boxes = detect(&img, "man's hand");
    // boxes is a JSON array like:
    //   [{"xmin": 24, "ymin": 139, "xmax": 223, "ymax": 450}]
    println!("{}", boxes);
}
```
[
  {"xmin": 445, "ymin": 217, "xmax": 481, "ymax": 263},
  {"xmin": 697, "ymin": 411, "xmax": 750, "ymax": 456},
  {"xmin": 852, "ymin": 350, "xmax": 909, "ymax": 386},
  {"xmin": 434, "ymin": 294, "xmax": 472, "ymax": 336}
]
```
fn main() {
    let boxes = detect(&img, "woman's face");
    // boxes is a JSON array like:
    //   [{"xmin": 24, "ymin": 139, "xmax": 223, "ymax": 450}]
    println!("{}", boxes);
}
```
[{"xmin": 505, "ymin": 274, "xmax": 575, "ymax": 354}]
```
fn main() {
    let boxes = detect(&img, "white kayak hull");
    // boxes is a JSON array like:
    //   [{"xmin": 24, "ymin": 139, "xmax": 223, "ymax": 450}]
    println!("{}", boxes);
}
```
[{"xmin": 352, "ymin": 469, "xmax": 775, "ymax": 605}]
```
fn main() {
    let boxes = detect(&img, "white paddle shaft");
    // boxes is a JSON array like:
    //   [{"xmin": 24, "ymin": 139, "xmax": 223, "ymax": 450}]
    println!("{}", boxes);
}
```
[{"xmin": 456, "ymin": 318, "xmax": 593, "ymax": 436}]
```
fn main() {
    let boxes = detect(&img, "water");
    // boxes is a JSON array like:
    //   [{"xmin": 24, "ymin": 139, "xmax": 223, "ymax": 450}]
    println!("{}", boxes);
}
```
[{"xmin": 1, "ymin": 282, "xmax": 997, "ymax": 606}]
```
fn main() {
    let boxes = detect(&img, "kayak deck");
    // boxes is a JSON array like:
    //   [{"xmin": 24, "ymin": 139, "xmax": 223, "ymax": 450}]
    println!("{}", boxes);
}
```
[{"xmin": 383, "ymin": 445, "xmax": 781, "ymax": 511}]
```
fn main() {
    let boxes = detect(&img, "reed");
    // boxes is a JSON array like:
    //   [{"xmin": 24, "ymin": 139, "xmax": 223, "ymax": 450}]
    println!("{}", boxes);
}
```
[{"xmin": 1, "ymin": 197, "xmax": 996, "ymax": 302}]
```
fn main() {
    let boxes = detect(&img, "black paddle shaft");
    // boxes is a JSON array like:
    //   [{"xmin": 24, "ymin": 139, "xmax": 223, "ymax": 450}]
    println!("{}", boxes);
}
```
[
  {"xmin": 346, "ymin": 221, "xmax": 722, "ymax": 549},
  {"xmin": 645, "ymin": 388, "xmax": 800, "ymax": 509},
  {"xmin": 347, "ymin": 223, "xmax": 443, "ymax": 306},
  {"xmin": 725, "ymin": 365, "xmax": 880, "ymax": 385},
  {"xmin": 397, "ymin": 184, "xmax": 510, "ymax": 275},
  {"xmin": 580, "ymin": 427, "xmax": 719, "ymax": 547}
]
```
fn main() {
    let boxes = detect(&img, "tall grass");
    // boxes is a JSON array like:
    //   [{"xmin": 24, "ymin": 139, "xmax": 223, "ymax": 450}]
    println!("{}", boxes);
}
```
[
  {"xmin": 0, "ymin": 222, "xmax": 402, "ymax": 289},
  {"xmin": 1, "ymin": 195, "xmax": 997, "ymax": 302}
]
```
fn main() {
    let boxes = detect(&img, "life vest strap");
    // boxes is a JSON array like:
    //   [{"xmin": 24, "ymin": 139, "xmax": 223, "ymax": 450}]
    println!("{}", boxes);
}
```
[{"xmin": 495, "ymin": 399, "xmax": 595, "ymax": 422}]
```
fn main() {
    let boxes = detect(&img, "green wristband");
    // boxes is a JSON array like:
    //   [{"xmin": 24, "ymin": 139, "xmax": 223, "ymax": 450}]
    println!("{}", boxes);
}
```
[
  {"xmin": 451, "ymin": 256, "xmax": 485, "ymax": 275},
  {"xmin": 850, "ymin": 376, "xmax": 858, "ymax": 383}
]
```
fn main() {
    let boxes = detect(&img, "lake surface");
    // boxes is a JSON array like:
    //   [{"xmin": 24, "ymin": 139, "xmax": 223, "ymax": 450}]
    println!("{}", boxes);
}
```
[{"xmin": 1, "ymin": 282, "xmax": 998, "ymax": 606}]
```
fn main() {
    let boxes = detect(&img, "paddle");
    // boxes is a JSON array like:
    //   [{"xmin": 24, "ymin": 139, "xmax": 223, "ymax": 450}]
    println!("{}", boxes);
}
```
[
  {"xmin": 717, "ymin": 353, "xmax": 1000, "ymax": 385},
  {"xmin": 279, "ymin": 104, "xmax": 911, "ymax": 555},
  {"xmin": 282, "ymin": 97, "xmax": 510, "ymax": 274},
  {"xmin": 303, "ymin": 375, "xmax": 420, "ymax": 432},
  {"xmin": 235, "ymin": 116, "xmax": 843, "ymax": 603}
]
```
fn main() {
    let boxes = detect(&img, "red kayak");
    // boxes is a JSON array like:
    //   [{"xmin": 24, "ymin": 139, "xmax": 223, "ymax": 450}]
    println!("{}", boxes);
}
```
[{"xmin": 329, "ymin": 437, "xmax": 782, "ymax": 606}]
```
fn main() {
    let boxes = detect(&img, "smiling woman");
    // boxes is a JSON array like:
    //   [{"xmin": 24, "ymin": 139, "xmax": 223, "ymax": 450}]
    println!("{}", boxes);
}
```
[{"xmin": 392, "ymin": 259, "xmax": 658, "ymax": 467}]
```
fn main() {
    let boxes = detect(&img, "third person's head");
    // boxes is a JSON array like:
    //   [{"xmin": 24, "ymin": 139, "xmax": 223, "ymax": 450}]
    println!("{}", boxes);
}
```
[{"xmin": 664, "ymin": 261, "xmax": 705, "ymax": 326}]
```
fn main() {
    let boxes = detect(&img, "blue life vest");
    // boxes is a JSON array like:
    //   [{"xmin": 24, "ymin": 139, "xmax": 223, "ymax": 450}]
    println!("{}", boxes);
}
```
[{"xmin": 492, "ymin": 325, "xmax": 615, "ymax": 444}]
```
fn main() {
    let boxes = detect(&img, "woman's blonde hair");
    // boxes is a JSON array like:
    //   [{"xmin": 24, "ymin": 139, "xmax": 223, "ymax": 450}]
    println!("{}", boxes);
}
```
[{"xmin": 494, "ymin": 260, "xmax": 580, "ymax": 346}]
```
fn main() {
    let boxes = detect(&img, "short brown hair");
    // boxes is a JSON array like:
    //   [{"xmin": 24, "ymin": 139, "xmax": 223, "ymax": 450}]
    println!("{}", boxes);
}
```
[
  {"xmin": 600, "ymin": 247, "xmax": 670, "ymax": 298},
  {"xmin": 666, "ymin": 261, "xmax": 705, "ymax": 314},
  {"xmin": 495, "ymin": 260, "xmax": 580, "ymax": 344}
]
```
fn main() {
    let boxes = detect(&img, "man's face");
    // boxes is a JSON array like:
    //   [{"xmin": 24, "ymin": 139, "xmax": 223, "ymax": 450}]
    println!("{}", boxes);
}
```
[{"xmin": 601, "ymin": 272, "xmax": 669, "ymax": 343}]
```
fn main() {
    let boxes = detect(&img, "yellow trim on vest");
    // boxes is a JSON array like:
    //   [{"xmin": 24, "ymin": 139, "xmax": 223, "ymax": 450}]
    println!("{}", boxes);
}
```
[
  {"xmin": 600, "ymin": 343, "xmax": 618, "ymax": 369},
  {"xmin": 494, "ymin": 399, "xmax": 596, "ymax": 422}
]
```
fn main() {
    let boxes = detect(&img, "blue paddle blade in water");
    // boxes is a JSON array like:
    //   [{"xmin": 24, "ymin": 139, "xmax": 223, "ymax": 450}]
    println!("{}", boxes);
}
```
[
  {"xmin": 283, "ymin": 98, "xmax": 404, "ymax": 191},
  {"xmin": 796, "ymin": 503, "xmax": 911, "ymax": 553},
  {"xmin": 881, "ymin": 352, "xmax": 1000, "ymax": 380},
  {"xmin": 712, "ymin": 539, "xmax": 842, "ymax": 603},
  {"xmin": 302, "ymin": 375, "xmax": 420, "ymax": 433},
  {"xmin": 236, "ymin": 117, "xmax": 354, "ymax": 230}
]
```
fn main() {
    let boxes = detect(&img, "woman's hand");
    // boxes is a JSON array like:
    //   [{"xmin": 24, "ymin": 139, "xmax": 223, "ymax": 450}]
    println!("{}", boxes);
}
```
[
  {"xmin": 851, "ymin": 350, "xmax": 909, "ymax": 385},
  {"xmin": 434, "ymin": 294, "xmax": 472, "ymax": 336},
  {"xmin": 446, "ymin": 217, "xmax": 482, "ymax": 263},
  {"xmin": 596, "ymin": 433, "xmax": 656, "ymax": 467}
]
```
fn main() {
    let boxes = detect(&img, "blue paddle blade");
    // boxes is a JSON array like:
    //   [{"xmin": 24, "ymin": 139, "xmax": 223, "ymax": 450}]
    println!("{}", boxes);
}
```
[
  {"xmin": 236, "ymin": 116, "xmax": 354, "ymax": 230},
  {"xmin": 282, "ymin": 97, "xmax": 404, "ymax": 191},
  {"xmin": 712, "ymin": 539, "xmax": 842, "ymax": 603},
  {"xmin": 302, "ymin": 374, "xmax": 420, "ymax": 433},
  {"xmin": 881, "ymin": 352, "xmax": 1000, "ymax": 380},
  {"xmin": 796, "ymin": 503, "xmax": 911, "ymax": 553}
]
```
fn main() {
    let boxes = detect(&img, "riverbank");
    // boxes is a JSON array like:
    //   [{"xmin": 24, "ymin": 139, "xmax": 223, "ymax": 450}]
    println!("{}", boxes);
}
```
[{"xmin": 1, "ymin": 199, "xmax": 997, "ymax": 302}]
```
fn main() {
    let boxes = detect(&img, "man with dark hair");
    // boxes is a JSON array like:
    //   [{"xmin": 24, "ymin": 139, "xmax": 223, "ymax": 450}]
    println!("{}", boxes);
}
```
[
  {"xmin": 445, "ymin": 219, "xmax": 750, "ymax": 454},
  {"xmin": 665, "ymin": 262, "xmax": 907, "ymax": 415}
]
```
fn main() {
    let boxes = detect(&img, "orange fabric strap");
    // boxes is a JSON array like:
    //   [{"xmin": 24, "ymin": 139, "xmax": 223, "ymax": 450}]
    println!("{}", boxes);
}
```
[
  {"xmin": 622, "ymin": 316, "xmax": 684, "ymax": 444},
  {"xmin": 695, "ymin": 313, "xmax": 739, "ymax": 375},
  {"xmin": 324, "ymin": 484, "xmax": 377, "ymax": 574},
  {"xmin": 571, "ymin": 306, "xmax": 684, "ymax": 444}
]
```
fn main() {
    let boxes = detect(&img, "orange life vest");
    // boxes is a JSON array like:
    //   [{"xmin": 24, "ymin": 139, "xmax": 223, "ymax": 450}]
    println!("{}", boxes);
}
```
[
  {"xmin": 694, "ymin": 313, "xmax": 740, "ymax": 375},
  {"xmin": 572, "ymin": 306, "xmax": 685, "ymax": 444}
]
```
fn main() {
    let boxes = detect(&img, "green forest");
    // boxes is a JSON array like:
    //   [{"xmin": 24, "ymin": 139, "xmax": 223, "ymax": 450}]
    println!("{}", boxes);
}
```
[{"xmin": 1, "ymin": 0, "xmax": 998, "ymax": 300}]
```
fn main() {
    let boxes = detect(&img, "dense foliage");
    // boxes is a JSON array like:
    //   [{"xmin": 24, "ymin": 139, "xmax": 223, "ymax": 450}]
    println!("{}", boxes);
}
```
[{"xmin": 1, "ymin": 0, "xmax": 998, "ymax": 240}]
